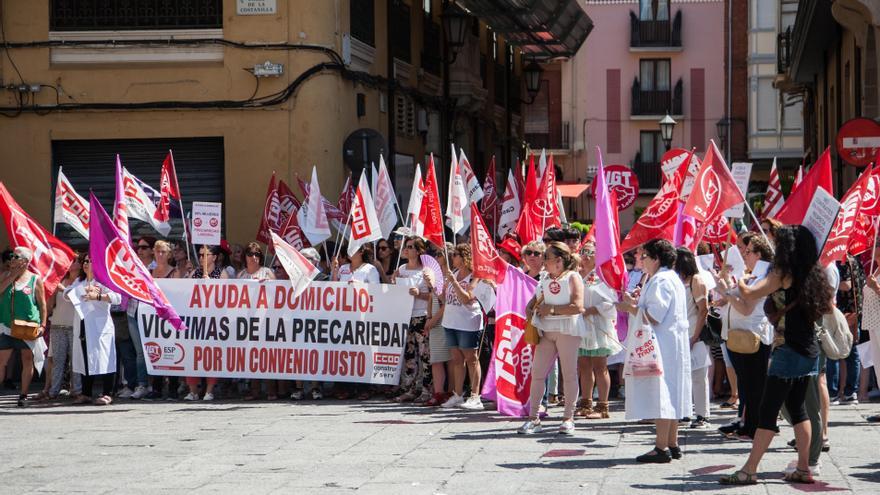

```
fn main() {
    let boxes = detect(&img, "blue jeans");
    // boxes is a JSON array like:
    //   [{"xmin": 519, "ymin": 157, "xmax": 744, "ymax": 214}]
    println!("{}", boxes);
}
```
[
  {"xmin": 826, "ymin": 345, "xmax": 861, "ymax": 398},
  {"xmin": 127, "ymin": 314, "xmax": 149, "ymax": 386}
]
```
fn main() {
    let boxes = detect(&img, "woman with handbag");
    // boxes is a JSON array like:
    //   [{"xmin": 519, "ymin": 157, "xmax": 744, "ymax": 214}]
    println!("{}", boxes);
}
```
[
  {"xmin": 517, "ymin": 242, "xmax": 586, "ymax": 435},
  {"xmin": 714, "ymin": 235, "xmax": 775, "ymax": 441},
  {"xmin": 719, "ymin": 226, "xmax": 833, "ymax": 485},
  {"xmin": 0, "ymin": 247, "xmax": 47, "ymax": 407},
  {"xmin": 576, "ymin": 241, "xmax": 622, "ymax": 420},
  {"xmin": 674, "ymin": 248, "xmax": 712, "ymax": 429},
  {"xmin": 68, "ymin": 252, "xmax": 122, "ymax": 406},
  {"xmin": 618, "ymin": 239, "xmax": 692, "ymax": 463}
]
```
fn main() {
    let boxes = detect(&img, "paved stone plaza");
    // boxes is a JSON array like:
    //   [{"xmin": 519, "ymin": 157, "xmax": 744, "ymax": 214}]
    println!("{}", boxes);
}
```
[{"xmin": 2, "ymin": 393, "xmax": 878, "ymax": 494}]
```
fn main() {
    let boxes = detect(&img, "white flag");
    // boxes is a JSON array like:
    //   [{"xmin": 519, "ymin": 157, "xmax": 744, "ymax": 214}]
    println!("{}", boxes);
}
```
[
  {"xmin": 406, "ymin": 164, "xmax": 424, "ymax": 236},
  {"xmin": 54, "ymin": 167, "xmax": 90, "ymax": 239},
  {"xmin": 458, "ymin": 149, "xmax": 484, "ymax": 204},
  {"xmin": 497, "ymin": 168, "xmax": 521, "ymax": 238},
  {"xmin": 445, "ymin": 153, "xmax": 469, "ymax": 235},
  {"xmin": 121, "ymin": 168, "xmax": 171, "ymax": 236},
  {"xmin": 538, "ymin": 148, "xmax": 548, "ymax": 179},
  {"xmin": 299, "ymin": 166, "xmax": 332, "ymax": 246},
  {"xmin": 373, "ymin": 156, "xmax": 399, "ymax": 238},
  {"xmin": 270, "ymin": 232, "xmax": 319, "ymax": 300},
  {"xmin": 347, "ymin": 174, "xmax": 383, "ymax": 257}
]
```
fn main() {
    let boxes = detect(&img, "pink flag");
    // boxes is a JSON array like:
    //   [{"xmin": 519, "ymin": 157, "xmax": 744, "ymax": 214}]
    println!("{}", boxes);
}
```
[
  {"xmin": 89, "ymin": 193, "xmax": 184, "ymax": 330},
  {"xmin": 672, "ymin": 202, "xmax": 698, "ymax": 251},
  {"xmin": 481, "ymin": 264, "xmax": 538, "ymax": 417},
  {"xmin": 594, "ymin": 149, "xmax": 628, "ymax": 292}
]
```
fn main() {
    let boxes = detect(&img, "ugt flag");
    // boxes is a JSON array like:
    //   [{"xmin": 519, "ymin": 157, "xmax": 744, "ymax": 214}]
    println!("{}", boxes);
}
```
[
  {"xmin": 481, "ymin": 265, "xmax": 537, "ymax": 417},
  {"xmin": 89, "ymin": 193, "xmax": 185, "ymax": 331}
]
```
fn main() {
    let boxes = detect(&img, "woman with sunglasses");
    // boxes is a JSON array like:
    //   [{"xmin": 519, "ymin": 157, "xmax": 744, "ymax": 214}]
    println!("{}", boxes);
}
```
[
  {"xmin": 392, "ymin": 237, "xmax": 433, "ymax": 403},
  {"xmin": 439, "ymin": 244, "xmax": 485, "ymax": 410},
  {"xmin": 237, "ymin": 242, "xmax": 279, "ymax": 400},
  {"xmin": 375, "ymin": 240, "xmax": 398, "ymax": 284},
  {"xmin": 518, "ymin": 242, "xmax": 585, "ymax": 435},
  {"xmin": 618, "ymin": 239, "xmax": 691, "ymax": 463},
  {"xmin": 576, "ymin": 242, "xmax": 622, "ymax": 420},
  {"xmin": 0, "ymin": 247, "xmax": 48, "ymax": 407},
  {"xmin": 521, "ymin": 241, "xmax": 546, "ymax": 280},
  {"xmin": 185, "ymin": 245, "xmax": 228, "ymax": 402},
  {"xmin": 148, "ymin": 241, "xmax": 180, "ymax": 399},
  {"xmin": 170, "ymin": 241, "xmax": 193, "ymax": 279},
  {"xmin": 67, "ymin": 252, "xmax": 122, "ymax": 406}
]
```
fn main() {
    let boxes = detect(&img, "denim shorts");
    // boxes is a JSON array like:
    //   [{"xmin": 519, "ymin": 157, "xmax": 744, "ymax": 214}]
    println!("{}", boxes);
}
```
[
  {"xmin": 444, "ymin": 327, "xmax": 481, "ymax": 349},
  {"xmin": 767, "ymin": 344, "xmax": 819, "ymax": 379}
]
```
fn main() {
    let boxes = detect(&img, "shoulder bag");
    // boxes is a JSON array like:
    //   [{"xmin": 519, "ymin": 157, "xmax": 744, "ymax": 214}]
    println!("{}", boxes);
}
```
[
  {"xmin": 524, "ymin": 295, "xmax": 543, "ymax": 346},
  {"xmin": 9, "ymin": 276, "xmax": 41, "ymax": 341},
  {"xmin": 819, "ymin": 306, "xmax": 853, "ymax": 360},
  {"xmin": 725, "ymin": 302, "xmax": 760, "ymax": 354}
]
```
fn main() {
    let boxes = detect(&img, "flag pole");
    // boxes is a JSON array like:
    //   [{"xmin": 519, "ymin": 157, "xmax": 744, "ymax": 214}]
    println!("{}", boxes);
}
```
[
  {"xmin": 168, "ymin": 150, "xmax": 192, "ymax": 264},
  {"xmin": 743, "ymin": 200, "xmax": 773, "ymax": 254}
]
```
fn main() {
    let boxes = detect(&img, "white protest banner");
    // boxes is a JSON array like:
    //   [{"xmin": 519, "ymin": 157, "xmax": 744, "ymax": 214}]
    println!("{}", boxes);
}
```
[
  {"xmin": 723, "ymin": 162, "xmax": 753, "ymax": 218},
  {"xmin": 191, "ymin": 201, "xmax": 222, "ymax": 245},
  {"xmin": 137, "ymin": 280, "xmax": 415, "ymax": 384},
  {"xmin": 801, "ymin": 187, "xmax": 841, "ymax": 254}
]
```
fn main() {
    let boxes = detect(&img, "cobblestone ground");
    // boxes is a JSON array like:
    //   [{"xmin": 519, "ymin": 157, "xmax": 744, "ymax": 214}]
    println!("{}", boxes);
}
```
[{"xmin": 2, "ymin": 392, "xmax": 878, "ymax": 494}]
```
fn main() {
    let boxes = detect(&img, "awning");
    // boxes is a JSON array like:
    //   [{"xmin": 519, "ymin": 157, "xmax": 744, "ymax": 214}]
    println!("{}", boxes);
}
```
[
  {"xmin": 456, "ymin": 0, "xmax": 594, "ymax": 60},
  {"xmin": 557, "ymin": 183, "xmax": 590, "ymax": 198}
]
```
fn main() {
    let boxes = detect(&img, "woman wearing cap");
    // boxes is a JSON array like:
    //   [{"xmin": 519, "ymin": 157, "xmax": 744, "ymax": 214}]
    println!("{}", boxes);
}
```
[
  {"xmin": 0, "ymin": 247, "xmax": 48, "ymax": 407},
  {"xmin": 497, "ymin": 238, "xmax": 522, "ymax": 267},
  {"xmin": 238, "ymin": 242, "xmax": 278, "ymax": 400},
  {"xmin": 393, "ymin": 237, "xmax": 433, "ymax": 403}
]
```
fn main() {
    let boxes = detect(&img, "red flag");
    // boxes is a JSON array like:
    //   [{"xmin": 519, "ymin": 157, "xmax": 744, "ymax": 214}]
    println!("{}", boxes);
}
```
[
  {"xmin": 776, "ymin": 148, "xmax": 834, "ymax": 225},
  {"xmin": 516, "ymin": 153, "xmax": 560, "ymax": 245},
  {"xmin": 682, "ymin": 141, "xmax": 745, "ymax": 225},
  {"xmin": 699, "ymin": 215, "xmax": 732, "ymax": 244},
  {"xmin": 481, "ymin": 156, "xmax": 499, "ymax": 238},
  {"xmin": 821, "ymin": 165, "xmax": 872, "ymax": 265},
  {"xmin": 298, "ymin": 174, "xmax": 345, "ymax": 222},
  {"xmin": 470, "ymin": 204, "xmax": 508, "ymax": 284},
  {"xmin": 761, "ymin": 159, "xmax": 784, "ymax": 220},
  {"xmin": 848, "ymin": 165, "xmax": 880, "ymax": 255},
  {"xmin": 256, "ymin": 173, "xmax": 282, "ymax": 244},
  {"xmin": 419, "ymin": 156, "xmax": 445, "ymax": 248},
  {"xmin": 155, "ymin": 151, "xmax": 180, "ymax": 223},
  {"xmin": 0, "ymin": 183, "xmax": 75, "ymax": 295},
  {"xmin": 523, "ymin": 155, "xmax": 538, "ymax": 205},
  {"xmin": 337, "ymin": 175, "xmax": 354, "ymax": 218},
  {"xmin": 277, "ymin": 180, "xmax": 301, "ymax": 218},
  {"xmin": 790, "ymin": 164, "xmax": 804, "ymax": 195},
  {"xmin": 278, "ymin": 203, "xmax": 308, "ymax": 250},
  {"xmin": 620, "ymin": 153, "xmax": 689, "ymax": 252}
]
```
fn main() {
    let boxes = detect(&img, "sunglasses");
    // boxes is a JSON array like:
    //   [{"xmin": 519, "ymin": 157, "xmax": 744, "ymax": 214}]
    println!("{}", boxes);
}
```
[
  {"xmin": 582, "ymin": 250, "xmax": 596, "ymax": 257},
  {"xmin": 523, "ymin": 250, "xmax": 541, "ymax": 257},
  {"xmin": 82, "ymin": 259, "xmax": 92, "ymax": 264},
  {"xmin": 199, "ymin": 253, "xmax": 214, "ymax": 258},
  {"xmin": 543, "ymin": 255, "xmax": 558, "ymax": 261},
  {"xmin": 246, "ymin": 252, "xmax": 261, "ymax": 258},
  {"xmin": 9, "ymin": 254, "xmax": 24, "ymax": 260}
]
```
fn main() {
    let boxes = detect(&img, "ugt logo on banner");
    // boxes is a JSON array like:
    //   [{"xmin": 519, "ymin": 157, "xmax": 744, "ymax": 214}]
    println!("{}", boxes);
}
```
[{"xmin": 105, "ymin": 238, "xmax": 152, "ymax": 301}]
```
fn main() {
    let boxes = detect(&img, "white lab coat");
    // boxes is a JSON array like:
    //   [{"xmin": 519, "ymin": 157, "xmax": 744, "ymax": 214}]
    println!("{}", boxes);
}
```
[
  {"xmin": 625, "ymin": 268, "xmax": 693, "ymax": 420},
  {"xmin": 68, "ymin": 279, "xmax": 121, "ymax": 375}
]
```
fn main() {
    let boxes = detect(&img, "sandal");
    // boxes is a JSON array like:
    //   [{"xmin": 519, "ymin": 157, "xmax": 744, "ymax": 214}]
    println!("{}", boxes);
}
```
[
  {"xmin": 73, "ymin": 394, "xmax": 91, "ymax": 405},
  {"xmin": 719, "ymin": 470, "xmax": 757, "ymax": 485},
  {"xmin": 34, "ymin": 391, "xmax": 50, "ymax": 401},
  {"xmin": 720, "ymin": 399, "xmax": 739, "ymax": 409},
  {"xmin": 93, "ymin": 396, "xmax": 111, "ymax": 406},
  {"xmin": 783, "ymin": 468, "xmax": 815, "ymax": 484}
]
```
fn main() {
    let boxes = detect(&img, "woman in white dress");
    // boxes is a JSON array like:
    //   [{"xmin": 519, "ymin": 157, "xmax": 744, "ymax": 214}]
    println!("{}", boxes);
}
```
[
  {"xmin": 674, "ymin": 248, "xmax": 712, "ymax": 429},
  {"xmin": 517, "ymin": 242, "xmax": 586, "ymax": 435},
  {"xmin": 576, "ymin": 242, "xmax": 622, "ymax": 420},
  {"xmin": 618, "ymin": 239, "xmax": 692, "ymax": 463}
]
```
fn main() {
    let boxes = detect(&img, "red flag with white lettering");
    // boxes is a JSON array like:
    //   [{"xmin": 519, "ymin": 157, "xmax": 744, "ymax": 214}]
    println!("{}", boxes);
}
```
[
  {"xmin": 470, "ymin": 204, "xmax": 508, "ymax": 284},
  {"xmin": 776, "ymin": 148, "xmax": 834, "ymax": 225},
  {"xmin": 0, "ymin": 182, "xmax": 75, "ymax": 295},
  {"xmin": 620, "ymin": 152, "xmax": 690, "ymax": 252},
  {"xmin": 821, "ymin": 164, "xmax": 871, "ymax": 265},
  {"xmin": 418, "ymin": 156, "xmax": 445, "ymax": 249},
  {"xmin": 256, "ymin": 173, "xmax": 282, "ymax": 245},
  {"xmin": 848, "ymin": 164, "xmax": 880, "ymax": 255},
  {"xmin": 54, "ymin": 168, "xmax": 90, "ymax": 239},
  {"xmin": 761, "ymin": 158, "xmax": 784, "ymax": 220}
]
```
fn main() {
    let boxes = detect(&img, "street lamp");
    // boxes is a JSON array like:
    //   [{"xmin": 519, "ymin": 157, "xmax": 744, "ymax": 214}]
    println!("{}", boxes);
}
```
[
  {"xmin": 442, "ymin": 5, "xmax": 469, "ymax": 63},
  {"xmin": 659, "ymin": 113, "xmax": 676, "ymax": 150},
  {"xmin": 716, "ymin": 117, "xmax": 730, "ymax": 150},
  {"xmin": 523, "ymin": 60, "xmax": 544, "ymax": 103}
]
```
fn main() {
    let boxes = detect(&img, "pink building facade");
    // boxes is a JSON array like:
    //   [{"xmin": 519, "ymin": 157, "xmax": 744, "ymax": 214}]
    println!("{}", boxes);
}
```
[{"xmin": 532, "ymin": 0, "xmax": 727, "ymax": 230}]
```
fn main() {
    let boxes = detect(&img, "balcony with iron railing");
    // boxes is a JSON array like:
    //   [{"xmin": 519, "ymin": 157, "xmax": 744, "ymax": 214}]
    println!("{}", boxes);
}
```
[
  {"xmin": 630, "ymin": 11, "xmax": 682, "ymax": 50},
  {"xmin": 633, "ymin": 152, "xmax": 662, "ymax": 190},
  {"xmin": 777, "ymin": 26, "xmax": 792, "ymax": 74},
  {"xmin": 631, "ymin": 78, "xmax": 683, "ymax": 116},
  {"xmin": 526, "ymin": 121, "xmax": 570, "ymax": 151}
]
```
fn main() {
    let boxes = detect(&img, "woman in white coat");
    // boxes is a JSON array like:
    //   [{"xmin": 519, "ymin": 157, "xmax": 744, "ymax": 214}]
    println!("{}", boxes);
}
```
[
  {"xmin": 618, "ymin": 239, "xmax": 692, "ymax": 463},
  {"xmin": 68, "ymin": 252, "xmax": 121, "ymax": 406}
]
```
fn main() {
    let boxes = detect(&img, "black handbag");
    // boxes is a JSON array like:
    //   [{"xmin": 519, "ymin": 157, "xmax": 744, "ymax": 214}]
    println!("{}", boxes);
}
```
[{"xmin": 699, "ymin": 308, "xmax": 723, "ymax": 346}]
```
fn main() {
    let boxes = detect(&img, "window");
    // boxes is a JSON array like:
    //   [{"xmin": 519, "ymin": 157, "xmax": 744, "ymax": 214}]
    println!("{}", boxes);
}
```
[
  {"xmin": 50, "ymin": 0, "xmax": 222, "ymax": 31},
  {"xmin": 640, "ymin": 131, "xmax": 664, "ymax": 164},
  {"xmin": 753, "ymin": 0, "xmax": 776, "ymax": 29},
  {"xmin": 423, "ymin": 0, "xmax": 432, "ymax": 15},
  {"xmin": 640, "ymin": 59, "xmax": 671, "ymax": 91},
  {"xmin": 390, "ymin": 0, "xmax": 412, "ymax": 63},
  {"xmin": 782, "ymin": 98, "xmax": 803, "ymax": 131},
  {"xmin": 422, "ymin": 17, "xmax": 441, "ymax": 75},
  {"xmin": 639, "ymin": 0, "xmax": 669, "ymax": 21},
  {"xmin": 757, "ymin": 78, "xmax": 777, "ymax": 131},
  {"xmin": 351, "ymin": 0, "xmax": 375, "ymax": 46}
]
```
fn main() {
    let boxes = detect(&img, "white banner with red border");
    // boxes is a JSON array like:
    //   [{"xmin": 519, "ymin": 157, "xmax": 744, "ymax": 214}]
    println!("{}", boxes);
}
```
[{"xmin": 137, "ymin": 279, "xmax": 414, "ymax": 384}]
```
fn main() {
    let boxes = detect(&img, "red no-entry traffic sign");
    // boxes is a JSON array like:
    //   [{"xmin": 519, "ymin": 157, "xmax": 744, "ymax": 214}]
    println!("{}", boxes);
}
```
[{"xmin": 837, "ymin": 118, "xmax": 880, "ymax": 166}]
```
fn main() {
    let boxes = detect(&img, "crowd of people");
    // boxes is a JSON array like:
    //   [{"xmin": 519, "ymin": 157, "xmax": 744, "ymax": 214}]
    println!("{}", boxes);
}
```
[{"xmin": 2, "ymin": 220, "xmax": 880, "ymax": 485}]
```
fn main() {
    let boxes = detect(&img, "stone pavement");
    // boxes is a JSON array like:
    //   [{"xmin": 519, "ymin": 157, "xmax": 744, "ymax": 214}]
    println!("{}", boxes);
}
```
[{"xmin": 2, "ymin": 392, "xmax": 878, "ymax": 494}]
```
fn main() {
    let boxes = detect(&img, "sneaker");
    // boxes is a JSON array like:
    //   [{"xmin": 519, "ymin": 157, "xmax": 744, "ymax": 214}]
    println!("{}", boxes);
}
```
[
  {"xmin": 785, "ymin": 460, "xmax": 822, "ymax": 477},
  {"xmin": 690, "ymin": 416, "xmax": 711, "ymax": 429},
  {"xmin": 144, "ymin": 391, "xmax": 162, "ymax": 400},
  {"xmin": 310, "ymin": 388, "xmax": 323, "ymax": 400},
  {"xmin": 130, "ymin": 386, "xmax": 148, "ymax": 400},
  {"xmin": 117, "ymin": 387, "xmax": 134, "ymax": 399},
  {"xmin": 440, "ymin": 393, "xmax": 464, "ymax": 408},
  {"xmin": 290, "ymin": 390, "xmax": 305, "ymax": 400},
  {"xmin": 842, "ymin": 393, "xmax": 859, "ymax": 405},
  {"xmin": 183, "ymin": 392, "xmax": 199, "ymax": 401},
  {"xmin": 830, "ymin": 398, "xmax": 840, "ymax": 406},
  {"xmin": 517, "ymin": 420, "xmax": 543, "ymax": 434},
  {"xmin": 558, "ymin": 419, "xmax": 576, "ymax": 435},
  {"xmin": 459, "ymin": 395, "xmax": 484, "ymax": 410},
  {"xmin": 203, "ymin": 393, "xmax": 214, "ymax": 401}
]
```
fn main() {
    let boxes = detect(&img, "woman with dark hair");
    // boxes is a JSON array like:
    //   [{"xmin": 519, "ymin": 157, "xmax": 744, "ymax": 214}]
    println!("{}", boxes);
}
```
[
  {"xmin": 375, "ymin": 239, "xmax": 398, "ymax": 283},
  {"xmin": 393, "ymin": 237, "xmax": 433, "ymax": 403},
  {"xmin": 674, "ymin": 247, "xmax": 712, "ymax": 429},
  {"xmin": 185, "ymin": 245, "xmax": 228, "ymax": 402},
  {"xmin": 720, "ymin": 226, "xmax": 833, "ymax": 485},
  {"xmin": 238, "ymin": 242, "xmax": 277, "ymax": 400},
  {"xmin": 618, "ymin": 239, "xmax": 692, "ymax": 463},
  {"xmin": 332, "ymin": 245, "xmax": 380, "ymax": 285},
  {"xmin": 518, "ymin": 242, "xmax": 586, "ymax": 435}
]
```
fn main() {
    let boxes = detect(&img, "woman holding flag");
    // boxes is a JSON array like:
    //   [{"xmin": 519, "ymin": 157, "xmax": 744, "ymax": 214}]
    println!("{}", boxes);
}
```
[{"xmin": 392, "ymin": 237, "xmax": 432, "ymax": 403}]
